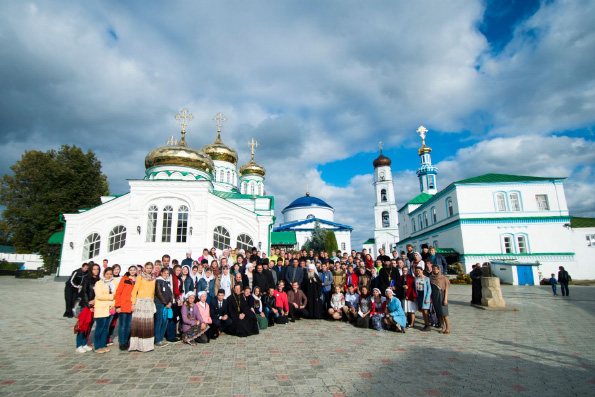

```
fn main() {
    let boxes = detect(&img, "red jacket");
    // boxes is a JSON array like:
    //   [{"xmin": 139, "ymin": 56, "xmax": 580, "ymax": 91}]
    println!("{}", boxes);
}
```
[
  {"xmin": 272, "ymin": 290, "xmax": 289, "ymax": 312},
  {"xmin": 114, "ymin": 275, "xmax": 135, "ymax": 313},
  {"xmin": 345, "ymin": 272, "xmax": 359, "ymax": 291},
  {"xmin": 405, "ymin": 274, "xmax": 417, "ymax": 301}
]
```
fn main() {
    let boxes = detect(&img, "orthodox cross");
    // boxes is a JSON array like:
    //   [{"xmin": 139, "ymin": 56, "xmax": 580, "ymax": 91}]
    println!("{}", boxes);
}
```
[
  {"xmin": 213, "ymin": 112, "xmax": 227, "ymax": 137},
  {"xmin": 417, "ymin": 125, "xmax": 428, "ymax": 144},
  {"xmin": 166, "ymin": 136, "xmax": 177, "ymax": 146},
  {"xmin": 378, "ymin": 141, "xmax": 384, "ymax": 151},
  {"xmin": 248, "ymin": 137, "xmax": 259, "ymax": 160},
  {"xmin": 175, "ymin": 108, "xmax": 194, "ymax": 144}
]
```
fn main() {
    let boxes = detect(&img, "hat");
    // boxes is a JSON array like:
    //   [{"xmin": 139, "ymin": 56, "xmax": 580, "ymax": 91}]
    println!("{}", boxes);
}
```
[
  {"xmin": 197, "ymin": 291, "xmax": 207, "ymax": 299},
  {"xmin": 416, "ymin": 264, "xmax": 424, "ymax": 269},
  {"xmin": 373, "ymin": 288, "xmax": 381, "ymax": 294},
  {"xmin": 186, "ymin": 249, "xmax": 192, "ymax": 254},
  {"xmin": 421, "ymin": 244, "xmax": 428, "ymax": 250},
  {"xmin": 185, "ymin": 291, "xmax": 195, "ymax": 300},
  {"xmin": 385, "ymin": 288, "xmax": 393, "ymax": 295}
]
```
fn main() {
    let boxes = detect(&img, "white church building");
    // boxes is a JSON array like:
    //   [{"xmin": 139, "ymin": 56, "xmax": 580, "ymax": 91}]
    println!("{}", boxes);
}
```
[
  {"xmin": 273, "ymin": 191, "xmax": 353, "ymax": 253},
  {"xmin": 57, "ymin": 110, "xmax": 274, "ymax": 277},
  {"xmin": 379, "ymin": 126, "xmax": 595, "ymax": 283}
]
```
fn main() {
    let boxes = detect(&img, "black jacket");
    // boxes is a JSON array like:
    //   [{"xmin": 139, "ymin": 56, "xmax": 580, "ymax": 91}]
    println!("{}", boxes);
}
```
[
  {"xmin": 66, "ymin": 268, "xmax": 86, "ymax": 289},
  {"xmin": 79, "ymin": 276, "xmax": 99, "ymax": 308},
  {"xmin": 210, "ymin": 298, "xmax": 229, "ymax": 318},
  {"xmin": 262, "ymin": 293, "xmax": 277, "ymax": 310},
  {"xmin": 252, "ymin": 270, "xmax": 271, "ymax": 292},
  {"xmin": 155, "ymin": 278, "xmax": 173, "ymax": 305},
  {"xmin": 272, "ymin": 265, "xmax": 286, "ymax": 286}
]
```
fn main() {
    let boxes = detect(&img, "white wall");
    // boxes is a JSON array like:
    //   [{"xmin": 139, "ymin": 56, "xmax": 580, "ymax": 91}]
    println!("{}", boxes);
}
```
[
  {"xmin": 281, "ymin": 206, "xmax": 334, "ymax": 224},
  {"xmin": 569, "ymin": 226, "xmax": 595, "ymax": 280},
  {"xmin": 0, "ymin": 253, "xmax": 44, "ymax": 270}
]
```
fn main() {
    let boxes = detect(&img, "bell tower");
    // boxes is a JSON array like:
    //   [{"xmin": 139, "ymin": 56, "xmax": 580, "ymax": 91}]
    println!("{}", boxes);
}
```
[
  {"xmin": 372, "ymin": 142, "xmax": 399, "ymax": 253},
  {"xmin": 416, "ymin": 126, "xmax": 438, "ymax": 195}
]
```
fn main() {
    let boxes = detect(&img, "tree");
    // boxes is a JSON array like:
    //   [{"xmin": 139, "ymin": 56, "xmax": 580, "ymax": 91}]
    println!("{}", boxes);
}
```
[
  {"xmin": 324, "ymin": 230, "xmax": 338, "ymax": 254},
  {"xmin": 302, "ymin": 220, "xmax": 327, "ymax": 253},
  {"xmin": 0, "ymin": 145, "xmax": 109, "ymax": 267}
]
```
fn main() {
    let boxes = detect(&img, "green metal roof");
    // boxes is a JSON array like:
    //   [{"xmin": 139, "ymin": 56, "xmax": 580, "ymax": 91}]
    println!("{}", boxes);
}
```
[
  {"xmin": 454, "ymin": 173, "xmax": 565, "ymax": 184},
  {"xmin": 0, "ymin": 245, "xmax": 16, "ymax": 253},
  {"xmin": 407, "ymin": 192, "xmax": 434, "ymax": 205},
  {"xmin": 570, "ymin": 217, "xmax": 595, "ymax": 228},
  {"xmin": 48, "ymin": 231, "xmax": 64, "ymax": 245},
  {"xmin": 363, "ymin": 238, "xmax": 375, "ymax": 245},
  {"xmin": 271, "ymin": 231, "xmax": 297, "ymax": 245}
]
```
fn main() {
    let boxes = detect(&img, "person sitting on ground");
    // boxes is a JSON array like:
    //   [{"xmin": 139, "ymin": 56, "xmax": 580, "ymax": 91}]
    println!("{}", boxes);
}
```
[
  {"xmin": 287, "ymin": 281, "xmax": 308, "ymax": 322},
  {"xmin": 196, "ymin": 290, "xmax": 218, "ymax": 341},
  {"xmin": 342, "ymin": 284, "xmax": 359, "ymax": 323},
  {"xmin": 247, "ymin": 286, "xmax": 268, "ymax": 330},
  {"xmin": 328, "ymin": 285, "xmax": 345, "ymax": 320},
  {"xmin": 383, "ymin": 289, "xmax": 406, "ymax": 333},
  {"xmin": 181, "ymin": 292, "xmax": 209, "ymax": 345},
  {"xmin": 272, "ymin": 281, "xmax": 289, "ymax": 324},
  {"xmin": 210, "ymin": 289, "xmax": 233, "ymax": 335},
  {"xmin": 226, "ymin": 284, "xmax": 259, "ymax": 337},
  {"xmin": 262, "ymin": 286, "xmax": 279, "ymax": 326},
  {"xmin": 370, "ymin": 288, "xmax": 387, "ymax": 331},
  {"xmin": 355, "ymin": 286, "xmax": 372, "ymax": 328}
]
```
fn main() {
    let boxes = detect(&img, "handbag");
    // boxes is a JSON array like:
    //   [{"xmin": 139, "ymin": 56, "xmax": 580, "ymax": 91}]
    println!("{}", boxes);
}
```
[
  {"xmin": 167, "ymin": 307, "xmax": 173, "ymax": 319},
  {"xmin": 276, "ymin": 315, "xmax": 288, "ymax": 324}
]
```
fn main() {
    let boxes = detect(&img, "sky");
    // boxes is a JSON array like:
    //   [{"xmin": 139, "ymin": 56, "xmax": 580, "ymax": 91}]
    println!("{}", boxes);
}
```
[{"xmin": 1, "ymin": 0, "xmax": 594, "ymax": 248}]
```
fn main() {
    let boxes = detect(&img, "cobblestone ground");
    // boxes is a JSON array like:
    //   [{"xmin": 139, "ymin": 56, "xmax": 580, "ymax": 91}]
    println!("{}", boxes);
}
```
[{"xmin": 0, "ymin": 277, "xmax": 594, "ymax": 396}]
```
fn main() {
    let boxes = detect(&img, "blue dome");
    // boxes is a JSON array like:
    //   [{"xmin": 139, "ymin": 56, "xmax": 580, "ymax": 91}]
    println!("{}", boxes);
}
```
[{"xmin": 282, "ymin": 195, "xmax": 333, "ymax": 212}]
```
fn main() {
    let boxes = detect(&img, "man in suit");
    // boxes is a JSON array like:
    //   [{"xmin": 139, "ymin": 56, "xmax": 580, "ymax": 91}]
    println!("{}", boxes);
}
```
[
  {"xmin": 210, "ymin": 289, "xmax": 233, "ymax": 335},
  {"xmin": 284, "ymin": 259, "xmax": 304, "ymax": 291}
]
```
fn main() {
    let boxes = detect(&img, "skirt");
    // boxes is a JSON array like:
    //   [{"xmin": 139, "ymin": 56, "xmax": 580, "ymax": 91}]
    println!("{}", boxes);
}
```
[
  {"xmin": 417, "ymin": 292, "xmax": 430, "ymax": 310},
  {"xmin": 371, "ymin": 313, "xmax": 387, "ymax": 331},
  {"xmin": 402, "ymin": 298, "xmax": 417, "ymax": 313},
  {"xmin": 431, "ymin": 287, "xmax": 449, "ymax": 317},
  {"xmin": 129, "ymin": 298, "xmax": 156, "ymax": 352}
]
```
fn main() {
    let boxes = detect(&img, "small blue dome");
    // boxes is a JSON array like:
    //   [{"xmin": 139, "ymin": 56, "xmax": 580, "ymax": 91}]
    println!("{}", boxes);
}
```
[{"xmin": 282, "ymin": 195, "xmax": 333, "ymax": 212}]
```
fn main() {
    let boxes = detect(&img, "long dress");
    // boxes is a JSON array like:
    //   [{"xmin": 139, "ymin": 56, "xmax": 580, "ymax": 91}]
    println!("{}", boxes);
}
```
[
  {"xmin": 227, "ymin": 293, "xmax": 259, "ymax": 337},
  {"xmin": 305, "ymin": 274, "xmax": 323, "ymax": 319},
  {"xmin": 386, "ymin": 297, "xmax": 407, "ymax": 328}
]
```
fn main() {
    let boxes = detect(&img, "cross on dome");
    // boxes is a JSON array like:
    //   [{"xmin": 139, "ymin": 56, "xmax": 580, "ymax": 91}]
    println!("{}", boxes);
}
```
[
  {"xmin": 175, "ymin": 108, "xmax": 194, "ymax": 144},
  {"xmin": 212, "ymin": 112, "xmax": 227, "ymax": 138},
  {"xmin": 417, "ymin": 125, "xmax": 428, "ymax": 144},
  {"xmin": 378, "ymin": 141, "xmax": 384, "ymax": 151},
  {"xmin": 248, "ymin": 137, "xmax": 259, "ymax": 160}
]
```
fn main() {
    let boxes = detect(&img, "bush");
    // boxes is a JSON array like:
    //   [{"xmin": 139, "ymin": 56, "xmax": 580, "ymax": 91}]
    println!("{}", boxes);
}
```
[
  {"xmin": 451, "ymin": 274, "xmax": 472, "ymax": 285},
  {"xmin": 0, "ymin": 259, "xmax": 21, "ymax": 271}
]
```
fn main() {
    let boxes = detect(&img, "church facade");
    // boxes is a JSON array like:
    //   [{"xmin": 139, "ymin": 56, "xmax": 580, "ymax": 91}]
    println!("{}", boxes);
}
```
[{"xmin": 57, "ymin": 110, "xmax": 274, "ymax": 277}]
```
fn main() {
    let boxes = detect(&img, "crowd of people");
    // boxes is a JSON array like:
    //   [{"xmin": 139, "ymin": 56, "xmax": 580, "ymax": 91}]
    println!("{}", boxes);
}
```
[{"xmin": 64, "ymin": 244, "xmax": 452, "ymax": 354}]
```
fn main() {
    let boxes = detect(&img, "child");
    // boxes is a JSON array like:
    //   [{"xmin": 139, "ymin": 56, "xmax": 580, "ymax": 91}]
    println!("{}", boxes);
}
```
[{"xmin": 549, "ymin": 274, "xmax": 558, "ymax": 296}]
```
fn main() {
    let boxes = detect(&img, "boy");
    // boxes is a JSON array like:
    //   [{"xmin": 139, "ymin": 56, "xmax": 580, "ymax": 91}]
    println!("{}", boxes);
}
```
[{"xmin": 549, "ymin": 273, "xmax": 558, "ymax": 296}]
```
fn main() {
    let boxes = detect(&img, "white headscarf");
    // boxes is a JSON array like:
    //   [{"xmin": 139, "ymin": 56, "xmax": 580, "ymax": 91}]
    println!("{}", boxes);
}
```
[
  {"xmin": 184, "ymin": 291, "xmax": 195, "ymax": 300},
  {"xmin": 308, "ymin": 263, "xmax": 318, "ymax": 275},
  {"xmin": 245, "ymin": 263, "xmax": 254, "ymax": 275}
]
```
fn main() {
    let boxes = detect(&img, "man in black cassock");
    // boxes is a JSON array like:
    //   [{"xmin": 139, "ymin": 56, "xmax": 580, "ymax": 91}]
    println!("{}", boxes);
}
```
[
  {"xmin": 226, "ymin": 284, "xmax": 259, "ymax": 337},
  {"xmin": 305, "ymin": 264, "xmax": 323, "ymax": 319},
  {"xmin": 470, "ymin": 264, "xmax": 483, "ymax": 305}
]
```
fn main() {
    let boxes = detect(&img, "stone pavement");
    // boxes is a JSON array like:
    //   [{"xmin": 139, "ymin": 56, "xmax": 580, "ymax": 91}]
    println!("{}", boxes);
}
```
[{"xmin": 0, "ymin": 277, "xmax": 594, "ymax": 397}]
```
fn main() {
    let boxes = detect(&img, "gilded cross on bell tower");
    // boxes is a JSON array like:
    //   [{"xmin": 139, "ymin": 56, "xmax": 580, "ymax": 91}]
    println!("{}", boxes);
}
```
[
  {"xmin": 175, "ymin": 108, "xmax": 194, "ymax": 145},
  {"xmin": 417, "ymin": 125, "xmax": 428, "ymax": 145},
  {"xmin": 248, "ymin": 138, "xmax": 259, "ymax": 161}
]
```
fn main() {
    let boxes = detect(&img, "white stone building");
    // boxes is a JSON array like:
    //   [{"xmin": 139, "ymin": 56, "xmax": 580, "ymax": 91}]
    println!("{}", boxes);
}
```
[
  {"xmin": 57, "ymin": 111, "xmax": 274, "ymax": 277},
  {"xmin": 273, "ymin": 191, "xmax": 352, "ymax": 252}
]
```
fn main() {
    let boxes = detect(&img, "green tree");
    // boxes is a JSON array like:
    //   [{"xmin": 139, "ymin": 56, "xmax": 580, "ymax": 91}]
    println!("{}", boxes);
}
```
[
  {"xmin": 0, "ymin": 145, "xmax": 109, "ymax": 267},
  {"xmin": 302, "ymin": 220, "xmax": 327, "ymax": 253},
  {"xmin": 324, "ymin": 230, "xmax": 338, "ymax": 254}
]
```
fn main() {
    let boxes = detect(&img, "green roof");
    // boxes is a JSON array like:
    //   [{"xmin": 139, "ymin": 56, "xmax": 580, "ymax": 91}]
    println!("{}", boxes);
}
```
[
  {"xmin": 455, "ymin": 173, "xmax": 565, "ymax": 184},
  {"xmin": 212, "ymin": 191, "xmax": 260, "ymax": 200},
  {"xmin": 48, "ymin": 231, "xmax": 64, "ymax": 245},
  {"xmin": 271, "ymin": 231, "xmax": 297, "ymax": 245},
  {"xmin": 435, "ymin": 248, "xmax": 457, "ymax": 254},
  {"xmin": 407, "ymin": 192, "xmax": 434, "ymax": 205},
  {"xmin": 570, "ymin": 217, "xmax": 595, "ymax": 228},
  {"xmin": 363, "ymin": 238, "xmax": 375, "ymax": 245},
  {"xmin": 0, "ymin": 245, "xmax": 16, "ymax": 253}
]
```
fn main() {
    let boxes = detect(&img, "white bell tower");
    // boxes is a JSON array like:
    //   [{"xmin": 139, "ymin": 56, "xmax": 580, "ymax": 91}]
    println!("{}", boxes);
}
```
[{"xmin": 372, "ymin": 142, "xmax": 399, "ymax": 254}]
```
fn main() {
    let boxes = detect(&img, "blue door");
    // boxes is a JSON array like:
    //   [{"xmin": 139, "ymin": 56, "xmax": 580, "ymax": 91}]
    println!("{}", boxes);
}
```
[{"xmin": 516, "ymin": 266, "xmax": 534, "ymax": 285}]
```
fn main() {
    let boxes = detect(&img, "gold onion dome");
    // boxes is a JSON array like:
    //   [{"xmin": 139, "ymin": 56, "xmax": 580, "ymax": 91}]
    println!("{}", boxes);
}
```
[
  {"xmin": 416, "ymin": 125, "xmax": 432, "ymax": 155},
  {"xmin": 201, "ymin": 134, "xmax": 239, "ymax": 165},
  {"xmin": 239, "ymin": 158, "xmax": 266, "ymax": 176},
  {"xmin": 418, "ymin": 144, "xmax": 432, "ymax": 155},
  {"xmin": 373, "ymin": 151, "xmax": 392, "ymax": 167}
]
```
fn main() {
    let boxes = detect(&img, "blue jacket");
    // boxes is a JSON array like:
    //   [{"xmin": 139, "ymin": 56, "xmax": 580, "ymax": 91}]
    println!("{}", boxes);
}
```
[
  {"xmin": 284, "ymin": 265, "xmax": 304, "ymax": 286},
  {"xmin": 429, "ymin": 254, "xmax": 448, "ymax": 274},
  {"xmin": 415, "ymin": 276, "xmax": 432, "ymax": 309},
  {"xmin": 320, "ymin": 270, "xmax": 334, "ymax": 292}
]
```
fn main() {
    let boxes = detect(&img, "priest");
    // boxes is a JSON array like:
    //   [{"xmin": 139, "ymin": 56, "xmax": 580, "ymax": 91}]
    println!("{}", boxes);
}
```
[
  {"xmin": 305, "ymin": 264, "xmax": 323, "ymax": 319},
  {"xmin": 226, "ymin": 283, "xmax": 259, "ymax": 337}
]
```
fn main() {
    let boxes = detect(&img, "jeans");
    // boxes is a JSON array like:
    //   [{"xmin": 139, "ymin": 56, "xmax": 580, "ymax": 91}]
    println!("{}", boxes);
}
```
[
  {"xmin": 118, "ymin": 312, "xmax": 132, "ymax": 345},
  {"xmin": 76, "ymin": 319, "xmax": 93, "ymax": 348},
  {"xmin": 551, "ymin": 285, "xmax": 557, "ymax": 295},
  {"xmin": 321, "ymin": 290, "xmax": 331, "ymax": 309},
  {"xmin": 263, "ymin": 306, "xmax": 279, "ymax": 322},
  {"xmin": 560, "ymin": 282, "xmax": 569, "ymax": 296},
  {"xmin": 64, "ymin": 285, "xmax": 79, "ymax": 316},
  {"xmin": 154, "ymin": 302, "xmax": 168, "ymax": 343},
  {"xmin": 94, "ymin": 316, "xmax": 112, "ymax": 350}
]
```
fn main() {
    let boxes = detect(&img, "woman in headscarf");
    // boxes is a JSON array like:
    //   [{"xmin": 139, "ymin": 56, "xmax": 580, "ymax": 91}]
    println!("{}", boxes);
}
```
[
  {"xmin": 245, "ymin": 263, "xmax": 254, "ymax": 290},
  {"xmin": 181, "ymin": 292, "xmax": 209, "ymax": 345},
  {"xmin": 383, "ymin": 289, "xmax": 406, "ymax": 333},
  {"xmin": 247, "ymin": 286, "xmax": 269, "ymax": 330},
  {"xmin": 370, "ymin": 288, "xmax": 387, "ymax": 331},
  {"xmin": 430, "ymin": 264, "xmax": 451, "ymax": 334},
  {"xmin": 415, "ymin": 266, "xmax": 432, "ymax": 332},
  {"xmin": 93, "ymin": 267, "xmax": 116, "ymax": 353},
  {"xmin": 412, "ymin": 252, "xmax": 424, "ymax": 272},
  {"xmin": 197, "ymin": 268, "xmax": 215, "ymax": 305},
  {"xmin": 356, "ymin": 286, "xmax": 372, "ymax": 328},
  {"xmin": 129, "ymin": 262, "xmax": 156, "ymax": 352}
]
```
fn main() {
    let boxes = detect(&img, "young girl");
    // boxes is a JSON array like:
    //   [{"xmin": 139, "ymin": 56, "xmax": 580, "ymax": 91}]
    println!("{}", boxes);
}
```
[
  {"xmin": 328, "ymin": 285, "xmax": 345, "ymax": 320},
  {"xmin": 370, "ymin": 288, "xmax": 386, "ymax": 331},
  {"xmin": 402, "ymin": 267, "xmax": 417, "ymax": 328},
  {"xmin": 181, "ymin": 292, "xmax": 208, "ymax": 345},
  {"xmin": 128, "ymin": 262, "xmax": 156, "ymax": 352},
  {"xmin": 197, "ymin": 268, "xmax": 215, "ymax": 305},
  {"xmin": 415, "ymin": 266, "xmax": 432, "ymax": 331},
  {"xmin": 114, "ymin": 265, "xmax": 136, "ymax": 350},
  {"xmin": 93, "ymin": 267, "xmax": 116, "ymax": 353},
  {"xmin": 75, "ymin": 263, "xmax": 100, "ymax": 353}
]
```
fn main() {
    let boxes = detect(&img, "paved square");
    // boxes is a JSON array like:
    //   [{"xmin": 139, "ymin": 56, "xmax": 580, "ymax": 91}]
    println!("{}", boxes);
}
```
[{"xmin": 0, "ymin": 277, "xmax": 594, "ymax": 396}]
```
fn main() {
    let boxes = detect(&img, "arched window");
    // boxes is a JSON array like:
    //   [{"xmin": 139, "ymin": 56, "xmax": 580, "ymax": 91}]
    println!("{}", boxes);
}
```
[
  {"xmin": 82, "ymin": 233, "xmax": 100, "ymax": 260},
  {"xmin": 495, "ymin": 193, "xmax": 507, "ymax": 211},
  {"xmin": 382, "ymin": 211, "xmax": 390, "ymax": 228},
  {"xmin": 423, "ymin": 212, "xmax": 428, "ymax": 228},
  {"xmin": 176, "ymin": 205, "xmax": 189, "ymax": 243},
  {"xmin": 219, "ymin": 169, "xmax": 224, "ymax": 182},
  {"xmin": 162, "ymin": 205, "xmax": 173, "ymax": 242},
  {"xmin": 146, "ymin": 205, "xmax": 158, "ymax": 242},
  {"xmin": 213, "ymin": 226, "xmax": 230, "ymax": 250},
  {"xmin": 411, "ymin": 218, "xmax": 416, "ymax": 233},
  {"xmin": 418, "ymin": 215, "xmax": 423, "ymax": 230},
  {"xmin": 250, "ymin": 182, "xmax": 255, "ymax": 195},
  {"xmin": 446, "ymin": 198, "xmax": 454, "ymax": 217},
  {"xmin": 381, "ymin": 189, "xmax": 387, "ymax": 202},
  {"xmin": 428, "ymin": 175, "xmax": 435, "ymax": 189},
  {"xmin": 109, "ymin": 226, "xmax": 126, "ymax": 252},
  {"xmin": 509, "ymin": 192, "xmax": 521, "ymax": 211},
  {"xmin": 431, "ymin": 207, "xmax": 437, "ymax": 224},
  {"xmin": 226, "ymin": 171, "xmax": 231, "ymax": 183},
  {"xmin": 236, "ymin": 233, "xmax": 254, "ymax": 251},
  {"xmin": 241, "ymin": 181, "xmax": 247, "ymax": 194}
]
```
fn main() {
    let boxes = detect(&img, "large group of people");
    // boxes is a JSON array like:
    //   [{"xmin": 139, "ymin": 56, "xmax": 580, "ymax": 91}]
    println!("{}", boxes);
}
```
[{"xmin": 64, "ymin": 244, "xmax": 452, "ymax": 354}]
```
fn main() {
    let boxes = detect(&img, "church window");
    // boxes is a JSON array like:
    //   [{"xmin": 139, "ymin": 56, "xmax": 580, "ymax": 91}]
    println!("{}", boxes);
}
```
[
  {"xmin": 241, "ymin": 181, "xmax": 247, "ymax": 194},
  {"xmin": 446, "ymin": 198, "xmax": 454, "ymax": 217},
  {"xmin": 431, "ymin": 207, "xmax": 437, "ymax": 224},
  {"xmin": 382, "ymin": 211, "xmax": 390, "ymax": 228},
  {"xmin": 418, "ymin": 215, "xmax": 423, "ymax": 230},
  {"xmin": 161, "ymin": 205, "xmax": 173, "ymax": 243},
  {"xmin": 381, "ymin": 189, "xmax": 387, "ymax": 202},
  {"xmin": 501, "ymin": 235, "xmax": 513, "ymax": 254},
  {"xmin": 428, "ymin": 175, "xmax": 435, "ymax": 189},
  {"xmin": 219, "ymin": 169, "xmax": 224, "ymax": 182},
  {"xmin": 236, "ymin": 233, "xmax": 254, "ymax": 251},
  {"xmin": 517, "ymin": 235, "xmax": 528, "ymax": 253},
  {"xmin": 412, "ymin": 219, "xmax": 416, "ymax": 233},
  {"xmin": 379, "ymin": 172, "xmax": 385, "ymax": 181},
  {"xmin": 341, "ymin": 242, "xmax": 346, "ymax": 250},
  {"xmin": 496, "ymin": 193, "xmax": 507, "ymax": 211},
  {"xmin": 536, "ymin": 194, "xmax": 549, "ymax": 211},
  {"xmin": 226, "ymin": 171, "xmax": 231, "ymax": 183},
  {"xmin": 509, "ymin": 193, "xmax": 521, "ymax": 211},
  {"xmin": 82, "ymin": 233, "xmax": 100, "ymax": 260},
  {"xmin": 146, "ymin": 205, "xmax": 158, "ymax": 243},
  {"xmin": 250, "ymin": 182, "xmax": 255, "ymax": 195},
  {"xmin": 586, "ymin": 235, "xmax": 595, "ymax": 247},
  {"xmin": 423, "ymin": 212, "xmax": 428, "ymax": 228},
  {"xmin": 176, "ymin": 205, "xmax": 189, "ymax": 243},
  {"xmin": 213, "ymin": 226, "xmax": 231, "ymax": 250},
  {"xmin": 108, "ymin": 226, "xmax": 126, "ymax": 252}
]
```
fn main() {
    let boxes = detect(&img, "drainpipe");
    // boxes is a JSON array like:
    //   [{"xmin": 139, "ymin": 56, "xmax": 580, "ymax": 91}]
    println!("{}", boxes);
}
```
[{"xmin": 55, "ymin": 214, "xmax": 66, "ymax": 279}]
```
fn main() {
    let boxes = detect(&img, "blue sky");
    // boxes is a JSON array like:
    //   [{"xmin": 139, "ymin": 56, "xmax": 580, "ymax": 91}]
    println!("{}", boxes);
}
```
[{"xmin": 0, "ymin": 0, "xmax": 594, "ymax": 247}]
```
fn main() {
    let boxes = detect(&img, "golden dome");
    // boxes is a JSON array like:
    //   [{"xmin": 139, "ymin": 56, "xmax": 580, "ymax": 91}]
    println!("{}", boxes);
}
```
[
  {"xmin": 418, "ymin": 144, "xmax": 432, "ymax": 155},
  {"xmin": 373, "ymin": 151, "xmax": 391, "ymax": 167},
  {"xmin": 145, "ymin": 139, "xmax": 215, "ymax": 174},
  {"xmin": 201, "ymin": 134, "xmax": 238, "ymax": 165},
  {"xmin": 239, "ymin": 158, "xmax": 266, "ymax": 177}
]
